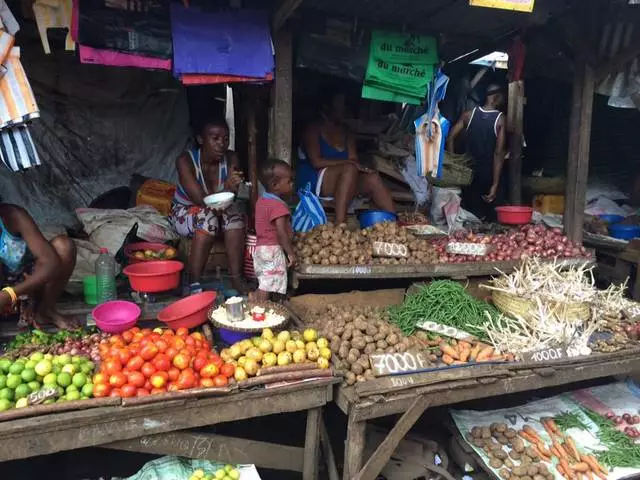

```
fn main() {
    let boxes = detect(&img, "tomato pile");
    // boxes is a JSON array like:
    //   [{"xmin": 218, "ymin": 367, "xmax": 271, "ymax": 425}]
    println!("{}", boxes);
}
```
[{"xmin": 92, "ymin": 327, "xmax": 234, "ymax": 398}]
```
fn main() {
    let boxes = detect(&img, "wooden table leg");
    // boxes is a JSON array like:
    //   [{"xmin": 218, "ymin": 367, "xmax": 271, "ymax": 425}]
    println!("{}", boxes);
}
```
[
  {"xmin": 343, "ymin": 411, "xmax": 366, "ymax": 480},
  {"xmin": 303, "ymin": 407, "xmax": 322, "ymax": 480},
  {"xmin": 320, "ymin": 415, "xmax": 340, "ymax": 480}
]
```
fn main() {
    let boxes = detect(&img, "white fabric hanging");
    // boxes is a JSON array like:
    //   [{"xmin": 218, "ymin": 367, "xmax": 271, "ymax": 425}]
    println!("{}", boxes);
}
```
[{"xmin": 225, "ymin": 84, "xmax": 236, "ymax": 151}]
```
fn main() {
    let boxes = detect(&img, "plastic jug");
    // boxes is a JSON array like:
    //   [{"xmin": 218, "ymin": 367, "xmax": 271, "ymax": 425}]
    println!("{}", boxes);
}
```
[{"xmin": 95, "ymin": 248, "xmax": 117, "ymax": 303}]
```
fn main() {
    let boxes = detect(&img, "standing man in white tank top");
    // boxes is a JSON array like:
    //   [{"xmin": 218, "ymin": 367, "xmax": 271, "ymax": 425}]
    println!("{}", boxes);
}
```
[{"xmin": 447, "ymin": 84, "xmax": 506, "ymax": 221}]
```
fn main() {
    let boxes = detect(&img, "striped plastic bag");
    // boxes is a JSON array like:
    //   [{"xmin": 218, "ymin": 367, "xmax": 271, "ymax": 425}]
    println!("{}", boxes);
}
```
[{"xmin": 292, "ymin": 182, "xmax": 326, "ymax": 232}]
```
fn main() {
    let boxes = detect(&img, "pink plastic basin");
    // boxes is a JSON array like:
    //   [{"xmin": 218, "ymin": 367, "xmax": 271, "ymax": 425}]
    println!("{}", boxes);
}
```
[
  {"xmin": 92, "ymin": 300, "xmax": 141, "ymax": 333},
  {"xmin": 158, "ymin": 291, "xmax": 217, "ymax": 329},
  {"xmin": 123, "ymin": 260, "xmax": 184, "ymax": 293}
]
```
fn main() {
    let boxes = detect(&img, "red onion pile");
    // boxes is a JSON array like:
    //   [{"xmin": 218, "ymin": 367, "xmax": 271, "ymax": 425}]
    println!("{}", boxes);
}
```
[
  {"xmin": 434, "ymin": 225, "xmax": 591, "ymax": 264},
  {"xmin": 606, "ymin": 412, "xmax": 640, "ymax": 438},
  {"xmin": 50, "ymin": 332, "xmax": 111, "ymax": 363}
]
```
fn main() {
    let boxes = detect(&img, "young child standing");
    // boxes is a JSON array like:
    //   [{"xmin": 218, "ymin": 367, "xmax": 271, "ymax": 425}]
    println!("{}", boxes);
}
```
[{"xmin": 253, "ymin": 159, "xmax": 296, "ymax": 302}]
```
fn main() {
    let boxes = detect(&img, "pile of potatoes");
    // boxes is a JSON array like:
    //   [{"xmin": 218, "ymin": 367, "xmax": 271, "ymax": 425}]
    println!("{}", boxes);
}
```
[
  {"xmin": 294, "ymin": 222, "xmax": 439, "ymax": 266},
  {"xmin": 467, "ymin": 423, "xmax": 554, "ymax": 480},
  {"xmin": 304, "ymin": 304, "xmax": 437, "ymax": 385}
]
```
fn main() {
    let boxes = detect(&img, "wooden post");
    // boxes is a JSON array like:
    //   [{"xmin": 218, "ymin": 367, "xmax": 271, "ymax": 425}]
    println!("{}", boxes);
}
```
[
  {"xmin": 564, "ymin": 61, "xmax": 595, "ymax": 244},
  {"xmin": 303, "ymin": 407, "xmax": 321, "ymax": 480},
  {"xmin": 507, "ymin": 81, "xmax": 524, "ymax": 204},
  {"xmin": 343, "ymin": 412, "xmax": 366, "ymax": 480},
  {"xmin": 245, "ymin": 93, "xmax": 259, "ymax": 212},
  {"xmin": 269, "ymin": 29, "xmax": 293, "ymax": 163}
]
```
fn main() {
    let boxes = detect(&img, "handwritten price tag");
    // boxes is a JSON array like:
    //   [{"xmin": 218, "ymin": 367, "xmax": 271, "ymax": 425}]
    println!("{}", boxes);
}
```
[
  {"xmin": 28, "ymin": 386, "xmax": 58, "ymax": 406},
  {"xmin": 521, "ymin": 347, "xmax": 566, "ymax": 363},
  {"xmin": 369, "ymin": 350, "xmax": 431, "ymax": 376},
  {"xmin": 372, "ymin": 241, "xmax": 409, "ymax": 258}
]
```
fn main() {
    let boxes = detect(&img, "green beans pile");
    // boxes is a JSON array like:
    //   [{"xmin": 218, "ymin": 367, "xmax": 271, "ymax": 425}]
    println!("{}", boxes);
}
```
[
  {"xmin": 584, "ymin": 408, "xmax": 640, "ymax": 468},
  {"xmin": 387, "ymin": 280, "xmax": 499, "ymax": 339},
  {"xmin": 553, "ymin": 411, "xmax": 588, "ymax": 432}
]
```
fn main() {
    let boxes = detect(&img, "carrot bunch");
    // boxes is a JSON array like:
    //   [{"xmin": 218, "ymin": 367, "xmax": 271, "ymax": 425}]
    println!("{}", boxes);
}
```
[
  {"xmin": 537, "ymin": 417, "xmax": 609, "ymax": 480},
  {"xmin": 439, "ymin": 340, "xmax": 515, "ymax": 365}
]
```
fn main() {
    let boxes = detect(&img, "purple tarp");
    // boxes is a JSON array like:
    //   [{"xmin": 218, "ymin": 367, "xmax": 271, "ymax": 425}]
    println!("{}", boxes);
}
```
[{"xmin": 170, "ymin": 4, "xmax": 274, "ymax": 78}]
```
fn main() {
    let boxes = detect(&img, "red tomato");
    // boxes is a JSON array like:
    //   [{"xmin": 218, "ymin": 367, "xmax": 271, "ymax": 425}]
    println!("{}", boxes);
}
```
[
  {"xmin": 185, "ymin": 336, "xmax": 196, "ymax": 347},
  {"xmin": 191, "ymin": 332, "xmax": 204, "ymax": 341},
  {"xmin": 176, "ymin": 327, "xmax": 189, "ymax": 338},
  {"xmin": 109, "ymin": 335, "xmax": 123, "ymax": 345},
  {"xmin": 141, "ymin": 362, "xmax": 156, "ymax": 378},
  {"xmin": 220, "ymin": 364, "xmax": 235, "ymax": 378},
  {"xmin": 103, "ymin": 358, "xmax": 122, "ymax": 375},
  {"xmin": 172, "ymin": 352, "xmax": 191, "ymax": 370},
  {"xmin": 127, "ymin": 371, "xmax": 146, "ymax": 388},
  {"xmin": 128, "ymin": 344, "xmax": 141, "ymax": 357},
  {"xmin": 126, "ymin": 355, "xmax": 145, "ymax": 371},
  {"xmin": 210, "ymin": 355, "xmax": 223, "ymax": 369},
  {"xmin": 199, "ymin": 378, "xmax": 215, "ymax": 388},
  {"xmin": 117, "ymin": 348, "xmax": 131, "ymax": 365},
  {"xmin": 121, "ymin": 384, "xmax": 137, "ymax": 398},
  {"xmin": 144, "ymin": 380, "xmax": 152, "ymax": 391},
  {"xmin": 93, "ymin": 383, "xmax": 111, "ymax": 398},
  {"xmin": 155, "ymin": 370, "xmax": 169, "ymax": 381},
  {"xmin": 213, "ymin": 375, "xmax": 228, "ymax": 387},
  {"xmin": 150, "ymin": 373, "xmax": 167, "ymax": 389},
  {"xmin": 155, "ymin": 339, "xmax": 168, "ymax": 352},
  {"xmin": 109, "ymin": 388, "xmax": 123, "ymax": 398},
  {"xmin": 109, "ymin": 372, "xmax": 127, "ymax": 388},
  {"xmin": 193, "ymin": 356, "xmax": 208, "ymax": 372},
  {"xmin": 167, "ymin": 383, "xmax": 179, "ymax": 392},
  {"xmin": 171, "ymin": 337, "xmax": 186, "ymax": 350},
  {"xmin": 176, "ymin": 371, "xmax": 196, "ymax": 390},
  {"xmin": 136, "ymin": 388, "xmax": 150, "ymax": 396},
  {"xmin": 167, "ymin": 367, "xmax": 180, "ymax": 382},
  {"xmin": 140, "ymin": 344, "xmax": 159, "ymax": 361},
  {"xmin": 150, "ymin": 387, "xmax": 166, "ymax": 395},
  {"xmin": 140, "ymin": 328, "xmax": 153, "ymax": 337},
  {"xmin": 93, "ymin": 372, "xmax": 108, "ymax": 385},
  {"xmin": 199, "ymin": 363, "xmax": 219, "ymax": 379},
  {"xmin": 122, "ymin": 330, "xmax": 134, "ymax": 344},
  {"xmin": 153, "ymin": 353, "xmax": 171, "ymax": 372},
  {"xmin": 165, "ymin": 347, "xmax": 179, "ymax": 360}
]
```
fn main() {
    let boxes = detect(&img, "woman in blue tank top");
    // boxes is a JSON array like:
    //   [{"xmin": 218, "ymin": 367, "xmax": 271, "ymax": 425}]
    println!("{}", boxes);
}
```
[
  {"xmin": 170, "ymin": 118, "xmax": 247, "ymax": 294},
  {"xmin": 0, "ymin": 201, "xmax": 76, "ymax": 329},
  {"xmin": 298, "ymin": 91, "xmax": 394, "ymax": 224}
]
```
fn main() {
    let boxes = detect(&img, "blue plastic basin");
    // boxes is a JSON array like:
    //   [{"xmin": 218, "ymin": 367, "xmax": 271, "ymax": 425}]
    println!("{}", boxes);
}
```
[
  {"xmin": 609, "ymin": 224, "xmax": 640, "ymax": 240},
  {"xmin": 358, "ymin": 210, "xmax": 398, "ymax": 228},
  {"xmin": 599, "ymin": 214, "xmax": 624, "ymax": 224}
]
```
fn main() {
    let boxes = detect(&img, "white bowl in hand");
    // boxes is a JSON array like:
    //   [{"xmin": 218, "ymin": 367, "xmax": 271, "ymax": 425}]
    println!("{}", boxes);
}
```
[{"xmin": 204, "ymin": 192, "xmax": 235, "ymax": 211}]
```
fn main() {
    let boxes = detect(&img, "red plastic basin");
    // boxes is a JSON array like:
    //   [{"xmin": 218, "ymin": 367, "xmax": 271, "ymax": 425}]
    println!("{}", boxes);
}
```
[
  {"xmin": 157, "ymin": 291, "xmax": 217, "ymax": 329},
  {"xmin": 123, "ymin": 260, "xmax": 184, "ymax": 293},
  {"xmin": 495, "ymin": 206, "xmax": 533, "ymax": 225}
]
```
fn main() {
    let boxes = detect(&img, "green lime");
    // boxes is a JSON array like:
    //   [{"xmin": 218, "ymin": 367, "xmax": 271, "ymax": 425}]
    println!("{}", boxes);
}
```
[
  {"xmin": 20, "ymin": 368, "xmax": 36, "ymax": 383},
  {"xmin": 24, "ymin": 360, "xmax": 36, "ymax": 370},
  {"xmin": 65, "ymin": 385, "xmax": 78, "ymax": 394},
  {"xmin": 34, "ymin": 359, "xmax": 52, "ymax": 377},
  {"xmin": 55, "ymin": 386, "xmax": 64, "ymax": 397},
  {"xmin": 30, "ymin": 352, "xmax": 44, "ymax": 362},
  {"xmin": 15, "ymin": 397, "xmax": 28, "ymax": 408},
  {"xmin": 61, "ymin": 364, "xmax": 76, "ymax": 375},
  {"xmin": 0, "ymin": 398, "xmax": 11, "ymax": 411},
  {"xmin": 43, "ymin": 398, "xmax": 55, "ymax": 405},
  {"xmin": 66, "ymin": 391, "xmax": 81, "ymax": 401},
  {"xmin": 43, "ymin": 373, "xmax": 57, "ymax": 386},
  {"xmin": 6, "ymin": 375, "xmax": 22, "ymax": 390},
  {"xmin": 56, "ymin": 354, "xmax": 71, "ymax": 365},
  {"xmin": 0, "ymin": 388, "xmax": 12, "ymax": 401},
  {"xmin": 57, "ymin": 396, "xmax": 67, "ymax": 402},
  {"xmin": 81, "ymin": 364, "xmax": 93, "ymax": 375},
  {"xmin": 56, "ymin": 372, "xmax": 72, "ymax": 388},
  {"xmin": 9, "ymin": 361, "xmax": 24, "ymax": 375},
  {"xmin": 27, "ymin": 381, "xmax": 40, "ymax": 393},
  {"xmin": 0, "ymin": 374, "xmax": 7, "ymax": 389},
  {"xmin": 81, "ymin": 383, "xmax": 94, "ymax": 397},
  {"xmin": 0, "ymin": 358, "xmax": 11, "ymax": 374},
  {"xmin": 72, "ymin": 355, "xmax": 83, "ymax": 365},
  {"xmin": 52, "ymin": 364, "xmax": 61, "ymax": 374},
  {"xmin": 72, "ymin": 373, "xmax": 87, "ymax": 388},
  {"xmin": 14, "ymin": 384, "xmax": 30, "ymax": 400}
]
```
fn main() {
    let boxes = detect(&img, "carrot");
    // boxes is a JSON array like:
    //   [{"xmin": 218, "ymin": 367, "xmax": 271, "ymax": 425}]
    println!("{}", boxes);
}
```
[
  {"xmin": 475, "ymin": 346, "xmax": 494, "ymax": 362},
  {"xmin": 452, "ymin": 360, "xmax": 467, "ymax": 365},
  {"xmin": 569, "ymin": 463, "xmax": 590, "ymax": 473},
  {"xmin": 518, "ymin": 430, "xmax": 538, "ymax": 444},
  {"xmin": 547, "ymin": 417, "xmax": 561, "ymax": 434},
  {"xmin": 557, "ymin": 464, "xmax": 573, "ymax": 480},
  {"xmin": 534, "ymin": 445, "xmax": 551, "ymax": 462},
  {"xmin": 565, "ymin": 436, "xmax": 581, "ymax": 462},
  {"xmin": 551, "ymin": 445, "xmax": 562, "ymax": 458},
  {"xmin": 458, "ymin": 346, "xmax": 471, "ymax": 362},
  {"xmin": 469, "ymin": 343, "xmax": 482, "ymax": 361},
  {"xmin": 582, "ymin": 454, "xmax": 608, "ymax": 476},
  {"xmin": 524, "ymin": 424, "xmax": 543, "ymax": 442},
  {"xmin": 505, "ymin": 352, "xmax": 515, "ymax": 361},
  {"xmin": 541, "ymin": 418, "xmax": 558, "ymax": 439},
  {"xmin": 552, "ymin": 438, "xmax": 568, "ymax": 458},
  {"xmin": 458, "ymin": 340, "xmax": 471, "ymax": 350},
  {"xmin": 560, "ymin": 458, "xmax": 575, "ymax": 479},
  {"xmin": 536, "ymin": 442, "xmax": 552, "ymax": 457},
  {"xmin": 439, "ymin": 343, "xmax": 459, "ymax": 360},
  {"xmin": 442, "ymin": 354, "xmax": 455, "ymax": 365},
  {"xmin": 586, "ymin": 471, "xmax": 594, "ymax": 480}
]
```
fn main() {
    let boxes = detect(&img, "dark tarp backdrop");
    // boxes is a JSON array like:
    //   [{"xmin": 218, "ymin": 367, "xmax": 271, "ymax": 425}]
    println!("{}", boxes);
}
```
[{"xmin": 0, "ymin": 28, "xmax": 190, "ymax": 228}]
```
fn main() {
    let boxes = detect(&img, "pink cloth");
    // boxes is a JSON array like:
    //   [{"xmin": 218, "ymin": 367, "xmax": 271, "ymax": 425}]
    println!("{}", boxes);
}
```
[{"xmin": 72, "ymin": 0, "xmax": 171, "ymax": 70}]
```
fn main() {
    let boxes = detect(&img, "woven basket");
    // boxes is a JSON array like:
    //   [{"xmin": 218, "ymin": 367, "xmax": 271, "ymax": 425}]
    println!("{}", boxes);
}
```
[
  {"xmin": 428, "ymin": 163, "xmax": 473, "ymax": 188},
  {"xmin": 492, "ymin": 290, "xmax": 591, "ymax": 322}
]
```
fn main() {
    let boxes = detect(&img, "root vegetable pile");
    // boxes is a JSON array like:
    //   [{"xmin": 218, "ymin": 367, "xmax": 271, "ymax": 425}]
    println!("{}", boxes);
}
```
[
  {"xmin": 294, "ymin": 222, "xmax": 438, "ymax": 266},
  {"xmin": 433, "ymin": 225, "xmax": 591, "ymax": 263},
  {"xmin": 303, "ymin": 305, "xmax": 434, "ymax": 385},
  {"xmin": 3, "ymin": 329, "xmax": 109, "ymax": 363}
]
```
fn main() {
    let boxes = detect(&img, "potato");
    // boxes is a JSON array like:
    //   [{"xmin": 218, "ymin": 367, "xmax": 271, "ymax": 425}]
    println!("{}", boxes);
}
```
[
  {"xmin": 376, "ymin": 340, "xmax": 388, "ymax": 349},
  {"xmin": 345, "ymin": 372, "xmax": 356, "ymax": 385},
  {"xmin": 339, "ymin": 345, "xmax": 349, "ymax": 360},
  {"xmin": 495, "ymin": 423, "xmax": 508, "ymax": 433},
  {"xmin": 481, "ymin": 427, "xmax": 491, "ymax": 439},
  {"xmin": 489, "ymin": 458, "xmax": 503, "ymax": 469},
  {"xmin": 356, "ymin": 375, "xmax": 365, "ymax": 382},
  {"xmin": 533, "ymin": 476, "xmax": 546, "ymax": 480},
  {"xmin": 496, "ymin": 435, "xmax": 509, "ymax": 445},
  {"xmin": 386, "ymin": 333, "xmax": 399, "ymax": 346},
  {"xmin": 521, "ymin": 477, "xmax": 533, "ymax": 480},
  {"xmin": 352, "ymin": 337, "xmax": 367, "ymax": 350},
  {"xmin": 471, "ymin": 427, "xmax": 482, "ymax": 438},
  {"xmin": 492, "ymin": 450, "xmax": 508, "ymax": 460},
  {"xmin": 520, "ymin": 455, "xmax": 532, "ymax": 465},
  {"xmin": 351, "ymin": 362, "xmax": 364, "ymax": 375},
  {"xmin": 504, "ymin": 428, "xmax": 517, "ymax": 439},
  {"xmin": 472, "ymin": 438, "xmax": 485, "ymax": 448},
  {"xmin": 527, "ymin": 466, "xmax": 539, "ymax": 476},
  {"xmin": 364, "ymin": 344, "xmax": 376, "ymax": 354},
  {"xmin": 504, "ymin": 459, "xmax": 514, "ymax": 469},
  {"xmin": 512, "ymin": 438, "xmax": 525, "ymax": 453},
  {"xmin": 498, "ymin": 469, "xmax": 510, "ymax": 480},
  {"xmin": 347, "ymin": 351, "xmax": 359, "ymax": 365},
  {"xmin": 512, "ymin": 466, "xmax": 527, "ymax": 476},
  {"xmin": 509, "ymin": 450, "xmax": 521, "ymax": 460}
]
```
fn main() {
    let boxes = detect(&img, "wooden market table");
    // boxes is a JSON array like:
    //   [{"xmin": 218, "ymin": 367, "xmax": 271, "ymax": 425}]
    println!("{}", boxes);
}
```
[
  {"xmin": 0, "ymin": 378, "xmax": 337, "ymax": 480},
  {"xmin": 334, "ymin": 348, "xmax": 640, "ymax": 480},
  {"xmin": 291, "ymin": 257, "xmax": 593, "ymax": 288}
]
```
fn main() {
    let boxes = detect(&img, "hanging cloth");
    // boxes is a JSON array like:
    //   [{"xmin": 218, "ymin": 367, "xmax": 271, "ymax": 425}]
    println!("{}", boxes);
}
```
[
  {"xmin": 0, "ymin": 1, "xmax": 19, "ymax": 36},
  {"xmin": 225, "ymin": 85, "xmax": 236, "ymax": 152},
  {"xmin": 0, "ymin": 47, "xmax": 39, "ymax": 129},
  {"xmin": 33, "ymin": 0, "xmax": 75, "ymax": 54},
  {"xmin": 0, "ymin": 125, "xmax": 41, "ymax": 172},
  {"xmin": 415, "ymin": 69, "xmax": 449, "ymax": 177}
]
